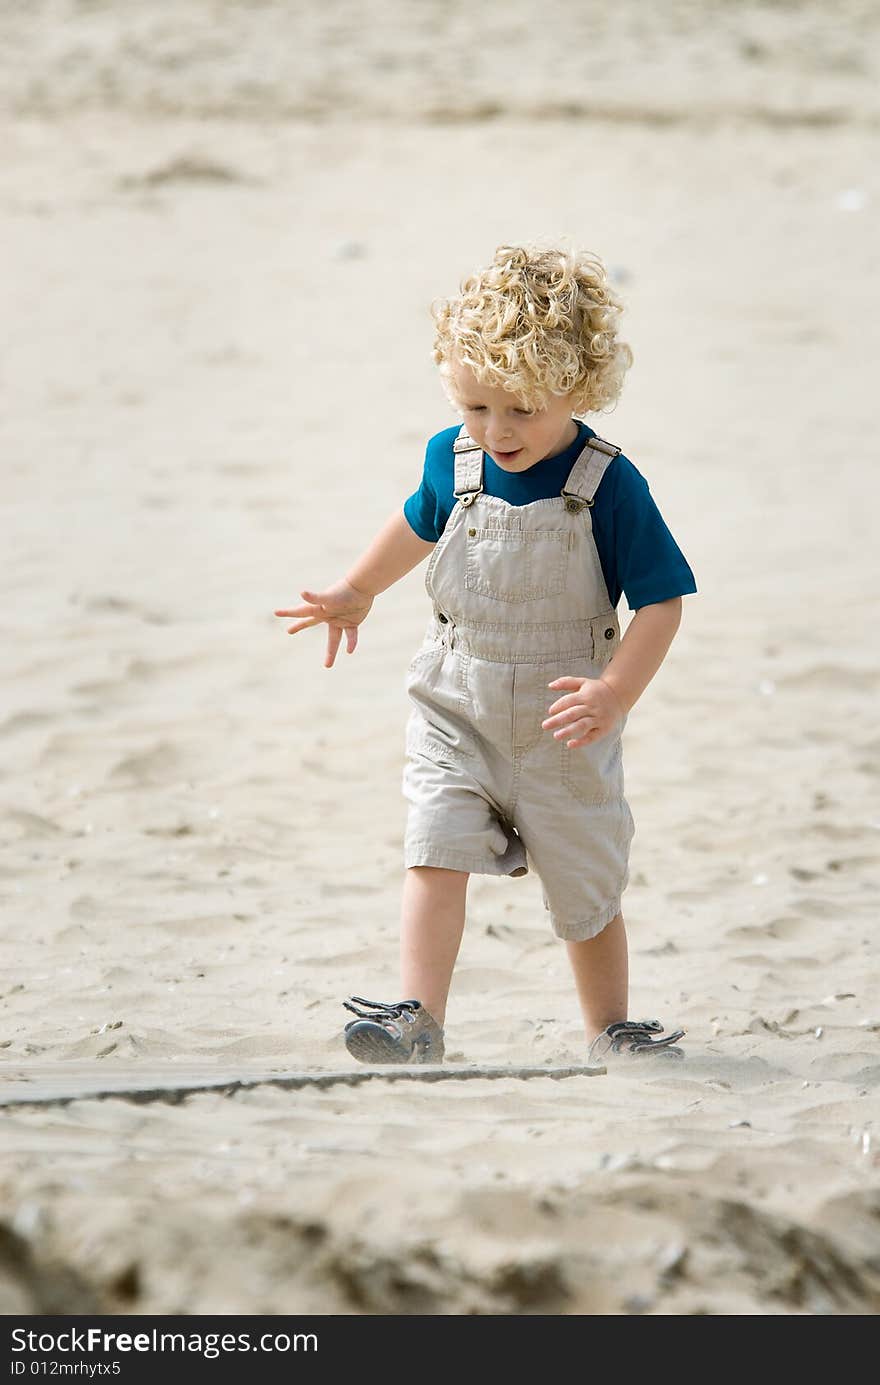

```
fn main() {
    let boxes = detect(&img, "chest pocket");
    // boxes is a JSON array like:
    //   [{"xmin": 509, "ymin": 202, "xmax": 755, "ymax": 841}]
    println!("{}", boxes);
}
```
[{"xmin": 464, "ymin": 525, "xmax": 571, "ymax": 604}]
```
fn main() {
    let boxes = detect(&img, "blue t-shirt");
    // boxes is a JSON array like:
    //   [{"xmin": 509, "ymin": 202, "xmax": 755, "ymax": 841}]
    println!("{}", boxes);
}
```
[{"xmin": 403, "ymin": 421, "xmax": 697, "ymax": 611}]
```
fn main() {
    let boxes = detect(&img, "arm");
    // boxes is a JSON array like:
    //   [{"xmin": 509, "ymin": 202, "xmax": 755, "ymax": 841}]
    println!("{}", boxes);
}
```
[
  {"xmin": 542, "ymin": 597, "xmax": 682, "ymax": 748},
  {"xmin": 274, "ymin": 508, "xmax": 435, "ymax": 668},
  {"xmin": 599, "ymin": 597, "xmax": 682, "ymax": 715},
  {"xmin": 345, "ymin": 508, "xmax": 436, "ymax": 596}
]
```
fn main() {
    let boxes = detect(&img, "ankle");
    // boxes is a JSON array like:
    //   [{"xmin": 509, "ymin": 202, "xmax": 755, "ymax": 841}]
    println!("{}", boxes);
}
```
[
  {"xmin": 584, "ymin": 1016, "xmax": 625, "ymax": 1045},
  {"xmin": 417, "ymin": 999, "xmax": 446, "ymax": 1027}
]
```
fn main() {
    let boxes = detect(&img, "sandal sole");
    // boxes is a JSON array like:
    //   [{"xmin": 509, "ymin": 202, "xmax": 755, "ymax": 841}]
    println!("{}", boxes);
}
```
[{"xmin": 344, "ymin": 1022, "xmax": 443, "ymax": 1065}]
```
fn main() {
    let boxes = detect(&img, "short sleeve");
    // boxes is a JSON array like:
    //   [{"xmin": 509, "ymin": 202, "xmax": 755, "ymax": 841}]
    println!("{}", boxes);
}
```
[
  {"xmin": 403, "ymin": 428, "xmax": 458, "ymax": 543},
  {"xmin": 403, "ymin": 473, "xmax": 440, "ymax": 542},
  {"xmin": 601, "ymin": 456, "xmax": 697, "ymax": 611}
]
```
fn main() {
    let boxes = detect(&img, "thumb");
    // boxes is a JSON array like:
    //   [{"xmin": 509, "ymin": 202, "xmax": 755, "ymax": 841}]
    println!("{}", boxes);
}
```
[
  {"xmin": 301, "ymin": 590, "xmax": 324, "ymax": 605},
  {"xmin": 547, "ymin": 677, "xmax": 581, "ymax": 689}
]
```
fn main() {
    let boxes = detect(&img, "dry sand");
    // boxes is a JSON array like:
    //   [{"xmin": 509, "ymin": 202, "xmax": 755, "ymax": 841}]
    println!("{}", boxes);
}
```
[{"xmin": 1, "ymin": 1, "xmax": 879, "ymax": 1315}]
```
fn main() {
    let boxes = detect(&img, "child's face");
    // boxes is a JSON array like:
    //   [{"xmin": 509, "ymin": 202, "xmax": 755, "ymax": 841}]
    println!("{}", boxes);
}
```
[{"xmin": 448, "ymin": 359, "xmax": 579, "ymax": 472}]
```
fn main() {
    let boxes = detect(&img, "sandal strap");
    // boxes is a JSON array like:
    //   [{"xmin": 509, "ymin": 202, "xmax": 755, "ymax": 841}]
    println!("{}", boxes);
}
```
[
  {"xmin": 589, "ymin": 1019, "xmax": 686, "ymax": 1061},
  {"xmin": 607, "ymin": 1019, "xmax": 664, "ymax": 1038},
  {"xmin": 626, "ymin": 1028, "xmax": 686, "ymax": 1052},
  {"xmin": 343, "ymin": 996, "xmax": 421, "ymax": 1021}
]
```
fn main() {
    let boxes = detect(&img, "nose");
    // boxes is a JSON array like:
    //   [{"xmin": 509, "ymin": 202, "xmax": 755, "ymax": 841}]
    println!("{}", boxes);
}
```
[{"xmin": 485, "ymin": 414, "xmax": 513, "ymax": 444}]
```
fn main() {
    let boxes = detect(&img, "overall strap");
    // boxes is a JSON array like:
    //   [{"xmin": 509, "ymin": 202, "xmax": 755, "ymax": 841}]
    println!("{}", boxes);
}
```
[
  {"xmin": 452, "ymin": 427, "xmax": 484, "ymax": 508},
  {"xmin": 561, "ymin": 433, "xmax": 621, "ymax": 512}
]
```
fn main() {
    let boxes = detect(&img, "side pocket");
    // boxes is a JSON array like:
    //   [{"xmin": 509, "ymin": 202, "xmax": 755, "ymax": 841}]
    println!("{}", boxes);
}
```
[
  {"xmin": 561, "ymin": 733, "xmax": 623, "ymax": 806},
  {"xmin": 405, "ymin": 648, "xmax": 475, "ymax": 761},
  {"xmin": 406, "ymin": 640, "xmax": 445, "ymax": 676}
]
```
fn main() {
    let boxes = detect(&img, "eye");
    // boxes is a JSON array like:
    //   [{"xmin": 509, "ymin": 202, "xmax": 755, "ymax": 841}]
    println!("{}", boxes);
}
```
[
  {"xmin": 463, "ymin": 405, "xmax": 485, "ymax": 413},
  {"xmin": 515, "ymin": 408, "xmax": 534, "ymax": 416}
]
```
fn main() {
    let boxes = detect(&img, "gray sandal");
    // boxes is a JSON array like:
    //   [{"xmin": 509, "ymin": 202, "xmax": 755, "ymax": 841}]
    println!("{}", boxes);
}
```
[
  {"xmin": 589, "ymin": 1019, "xmax": 685, "ymax": 1062},
  {"xmin": 343, "ymin": 995, "xmax": 445, "ymax": 1064}
]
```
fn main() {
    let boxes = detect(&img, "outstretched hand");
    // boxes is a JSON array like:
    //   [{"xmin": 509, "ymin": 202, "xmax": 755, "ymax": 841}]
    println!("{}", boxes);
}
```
[
  {"xmin": 542, "ymin": 675, "xmax": 624, "ymax": 749},
  {"xmin": 274, "ymin": 579, "xmax": 374, "ymax": 668}
]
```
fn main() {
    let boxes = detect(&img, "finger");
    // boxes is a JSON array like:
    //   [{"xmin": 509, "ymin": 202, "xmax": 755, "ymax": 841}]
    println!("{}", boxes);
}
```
[
  {"xmin": 284, "ymin": 616, "xmax": 322, "ymax": 635},
  {"xmin": 547, "ymin": 677, "xmax": 583, "ymax": 691},
  {"xmin": 558, "ymin": 725, "xmax": 591, "ymax": 742},
  {"xmin": 542, "ymin": 707, "xmax": 576, "ymax": 730},
  {"xmin": 544, "ymin": 693, "xmax": 584, "ymax": 718},
  {"xmin": 551, "ymin": 709, "xmax": 598, "ymax": 742},
  {"xmin": 545, "ymin": 707, "xmax": 590, "ymax": 733},
  {"xmin": 275, "ymin": 603, "xmax": 322, "ymax": 618},
  {"xmin": 301, "ymin": 590, "xmax": 327, "ymax": 606},
  {"xmin": 558, "ymin": 717, "xmax": 593, "ymax": 743},
  {"xmin": 345, "ymin": 625, "xmax": 359, "ymax": 655},
  {"xmin": 324, "ymin": 625, "xmax": 342, "ymax": 668},
  {"xmin": 566, "ymin": 734, "xmax": 595, "ymax": 749},
  {"xmin": 566, "ymin": 726, "xmax": 603, "ymax": 749},
  {"xmin": 555, "ymin": 716, "xmax": 593, "ymax": 740}
]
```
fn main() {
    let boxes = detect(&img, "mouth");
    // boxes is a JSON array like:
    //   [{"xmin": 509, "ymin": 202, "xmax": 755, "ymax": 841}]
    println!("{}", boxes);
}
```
[{"xmin": 492, "ymin": 447, "xmax": 523, "ymax": 463}]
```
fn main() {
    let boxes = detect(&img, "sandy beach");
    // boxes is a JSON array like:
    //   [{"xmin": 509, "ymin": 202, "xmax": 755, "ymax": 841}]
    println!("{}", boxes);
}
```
[{"xmin": 1, "ymin": 1, "xmax": 879, "ymax": 1314}]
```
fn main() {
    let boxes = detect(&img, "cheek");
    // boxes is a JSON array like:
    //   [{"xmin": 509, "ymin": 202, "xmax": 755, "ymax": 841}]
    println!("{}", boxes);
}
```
[{"xmin": 526, "ymin": 421, "xmax": 554, "ymax": 450}]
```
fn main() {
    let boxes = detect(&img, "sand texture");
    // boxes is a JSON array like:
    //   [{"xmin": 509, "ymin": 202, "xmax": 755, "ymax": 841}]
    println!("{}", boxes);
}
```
[{"xmin": 1, "ymin": 1, "xmax": 879, "ymax": 1315}]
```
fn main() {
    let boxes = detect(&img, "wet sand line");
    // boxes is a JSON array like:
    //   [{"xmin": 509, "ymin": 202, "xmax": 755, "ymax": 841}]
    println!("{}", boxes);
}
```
[{"xmin": 0, "ymin": 1062, "xmax": 607, "ymax": 1110}]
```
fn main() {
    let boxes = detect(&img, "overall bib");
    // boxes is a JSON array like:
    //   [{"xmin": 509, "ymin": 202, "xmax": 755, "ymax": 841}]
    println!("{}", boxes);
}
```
[{"xmin": 403, "ymin": 426, "xmax": 635, "ymax": 942}]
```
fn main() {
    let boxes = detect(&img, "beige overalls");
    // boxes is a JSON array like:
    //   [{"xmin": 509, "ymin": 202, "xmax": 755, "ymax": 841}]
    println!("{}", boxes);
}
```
[{"xmin": 403, "ymin": 426, "xmax": 635, "ymax": 942}]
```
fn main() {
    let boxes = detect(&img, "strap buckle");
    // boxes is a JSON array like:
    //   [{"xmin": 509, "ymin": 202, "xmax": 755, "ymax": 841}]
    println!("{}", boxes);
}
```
[
  {"xmin": 452, "ymin": 432, "xmax": 480, "ymax": 454},
  {"xmin": 587, "ymin": 436, "xmax": 622, "ymax": 458},
  {"xmin": 562, "ymin": 492, "xmax": 591, "ymax": 513}
]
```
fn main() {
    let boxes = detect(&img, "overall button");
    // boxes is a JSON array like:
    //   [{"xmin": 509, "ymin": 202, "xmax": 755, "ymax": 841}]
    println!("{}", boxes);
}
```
[
  {"xmin": 438, "ymin": 613, "xmax": 449, "ymax": 624},
  {"xmin": 468, "ymin": 528, "xmax": 476, "ymax": 537},
  {"xmin": 605, "ymin": 627, "xmax": 615, "ymax": 640}
]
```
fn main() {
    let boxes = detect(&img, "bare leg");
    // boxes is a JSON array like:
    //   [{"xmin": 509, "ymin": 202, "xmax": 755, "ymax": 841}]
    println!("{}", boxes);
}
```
[
  {"xmin": 399, "ymin": 866, "xmax": 469, "ymax": 1026},
  {"xmin": 565, "ymin": 911, "xmax": 628, "ymax": 1044}
]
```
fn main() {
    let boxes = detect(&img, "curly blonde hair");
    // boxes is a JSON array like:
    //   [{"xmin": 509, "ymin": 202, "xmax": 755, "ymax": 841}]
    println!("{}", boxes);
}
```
[{"xmin": 432, "ymin": 243, "xmax": 632, "ymax": 416}]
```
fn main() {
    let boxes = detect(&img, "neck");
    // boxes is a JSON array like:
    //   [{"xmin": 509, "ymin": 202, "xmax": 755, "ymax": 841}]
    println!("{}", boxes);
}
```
[{"xmin": 544, "ymin": 418, "xmax": 580, "ymax": 459}]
